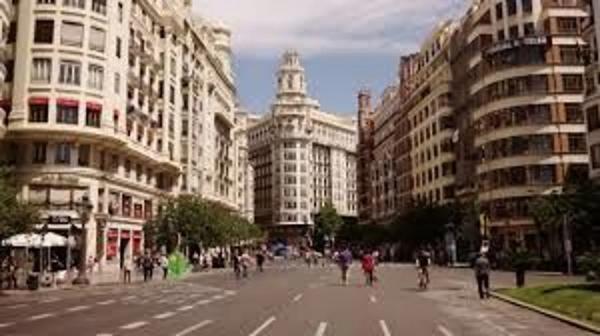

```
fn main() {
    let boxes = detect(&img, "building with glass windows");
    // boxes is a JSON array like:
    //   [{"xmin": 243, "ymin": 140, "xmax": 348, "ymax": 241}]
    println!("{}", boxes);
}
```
[
  {"xmin": 0, "ymin": 0, "xmax": 251, "ymax": 274},
  {"xmin": 249, "ymin": 51, "xmax": 357, "ymax": 239},
  {"xmin": 583, "ymin": 0, "xmax": 600, "ymax": 179},
  {"xmin": 0, "ymin": 0, "xmax": 11, "ymax": 139}
]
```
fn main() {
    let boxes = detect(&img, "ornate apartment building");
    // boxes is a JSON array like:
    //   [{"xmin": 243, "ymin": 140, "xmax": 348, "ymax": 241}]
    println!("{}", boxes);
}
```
[
  {"xmin": 0, "ymin": 0, "xmax": 10, "ymax": 139},
  {"xmin": 0, "ymin": 0, "xmax": 252, "ymax": 272},
  {"xmin": 583, "ymin": 0, "xmax": 600, "ymax": 179},
  {"xmin": 249, "ymin": 51, "xmax": 357, "ymax": 239},
  {"xmin": 358, "ymin": 0, "xmax": 590, "ymax": 249}
]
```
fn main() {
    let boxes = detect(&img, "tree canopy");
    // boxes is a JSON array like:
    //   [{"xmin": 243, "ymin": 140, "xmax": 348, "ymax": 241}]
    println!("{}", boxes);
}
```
[
  {"xmin": 144, "ymin": 195, "xmax": 262, "ymax": 253},
  {"xmin": 0, "ymin": 169, "xmax": 39, "ymax": 242}
]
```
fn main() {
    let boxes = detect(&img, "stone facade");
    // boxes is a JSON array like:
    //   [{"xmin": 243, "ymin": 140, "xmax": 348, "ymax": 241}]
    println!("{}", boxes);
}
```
[{"xmin": 249, "ymin": 51, "xmax": 357, "ymax": 239}]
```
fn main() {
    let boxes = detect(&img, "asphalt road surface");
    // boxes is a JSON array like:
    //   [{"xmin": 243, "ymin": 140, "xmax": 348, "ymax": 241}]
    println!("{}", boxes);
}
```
[{"xmin": 0, "ymin": 263, "xmax": 594, "ymax": 336}]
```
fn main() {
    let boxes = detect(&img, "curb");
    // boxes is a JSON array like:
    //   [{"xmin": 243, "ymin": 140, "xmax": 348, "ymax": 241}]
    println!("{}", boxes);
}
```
[{"xmin": 491, "ymin": 291, "xmax": 600, "ymax": 335}]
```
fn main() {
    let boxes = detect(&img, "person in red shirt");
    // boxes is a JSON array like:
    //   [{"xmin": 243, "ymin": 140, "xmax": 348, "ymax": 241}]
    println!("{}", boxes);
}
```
[{"xmin": 362, "ymin": 251, "xmax": 376, "ymax": 287}]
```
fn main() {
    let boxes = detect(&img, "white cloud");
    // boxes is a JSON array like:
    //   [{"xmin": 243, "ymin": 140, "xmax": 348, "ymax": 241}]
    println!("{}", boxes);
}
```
[{"xmin": 193, "ymin": 0, "xmax": 469, "ymax": 57}]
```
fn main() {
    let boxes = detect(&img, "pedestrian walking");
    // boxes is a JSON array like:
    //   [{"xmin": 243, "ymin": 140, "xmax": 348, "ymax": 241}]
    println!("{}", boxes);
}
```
[
  {"xmin": 240, "ymin": 250, "xmax": 252, "ymax": 278},
  {"xmin": 142, "ymin": 252, "xmax": 154, "ymax": 282},
  {"xmin": 160, "ymin": 254, "xmax": 169, "ymax": 280},
  {"xmin": 474, "ymin": 252, "xmax": 491, "ymax": 299},
  {"xmin": 256, "ymin": 250, "xmax": 265, "ymax": 272},
  {"xmin": 362, "ymin": 251, "xmax": 376, "ymax": 287},
  {"xmin": 233, "ymin": 250, "xmax": 242, "ymax": 279},
  {"xmin": 337, "ymin": 247, "xmax": 353, "ymax": 285},
  {"xmin": 123, "ymin": 258, "xmax": 132, "ymax": 284}
]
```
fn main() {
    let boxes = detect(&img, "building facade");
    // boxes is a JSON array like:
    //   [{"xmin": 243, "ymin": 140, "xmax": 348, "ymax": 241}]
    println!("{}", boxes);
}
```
[
  {"xmin": 583, "ymin": 0, "xmax": 600, "ymax": 179},
  {"xmin": 0, "ymin": 0, "xmax": 249, "ymax": 273},
  {"xmin": 358, "ymin": 0, "xmax": 590, "ymax": 250},
  {"xmin": 0, "ymin": 0, "xmax": 11, "ymax": 139},
  {"xmin": 249, "ymin": 51, "xmax": 357, "ymax": 239}
]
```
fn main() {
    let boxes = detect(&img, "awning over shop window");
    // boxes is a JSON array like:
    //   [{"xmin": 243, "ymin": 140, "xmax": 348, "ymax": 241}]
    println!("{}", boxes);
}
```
[
  {"xmin": 86, "ymin": 102, "xmax": 102, "ymax": 111},
  {"xmin": 29, "ymin": 97, "xmax": 49, "ymax": 105},
  {"xmin": 57, "ymin": 98, "xmax": 79, "ymax": 107}
]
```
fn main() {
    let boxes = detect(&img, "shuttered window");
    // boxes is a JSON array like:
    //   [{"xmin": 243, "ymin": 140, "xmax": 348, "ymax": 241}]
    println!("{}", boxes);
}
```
[
  {"xmin": 89, "ymin": 27, "xmax": 106, "ymax": 53},
  {"xmin": 61, "ymin": 21, "xmax": 83, "ymax": 47}
]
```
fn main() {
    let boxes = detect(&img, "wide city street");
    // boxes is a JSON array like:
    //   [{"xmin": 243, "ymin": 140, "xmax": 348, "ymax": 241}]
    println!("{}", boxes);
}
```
[{"xmin": 0, "ymin": 262, "xmax": 593, "ymax": 336}]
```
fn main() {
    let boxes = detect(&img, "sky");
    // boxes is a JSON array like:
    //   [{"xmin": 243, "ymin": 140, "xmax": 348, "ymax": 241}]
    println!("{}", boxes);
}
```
[{"xmin": 193, "ymin": 0, "xmax": 469, "ymax": 115}]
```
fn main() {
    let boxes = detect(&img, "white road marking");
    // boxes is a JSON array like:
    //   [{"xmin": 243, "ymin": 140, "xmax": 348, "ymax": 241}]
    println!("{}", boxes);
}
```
[
  {"xmin": 379, "ymin": 320, "xmax": 391, "ymax": 336},
  {"xmin": 225, "ymin": 290, "xmax": 237, "ymax": 296},
  {"xmin": 67, "ymin": 305, "xmax": 91, "ymax": 312},
  {"xmin": 7, "ymin": 304, "xmax": 28, "ymax": 310},
  {"xmin": 120, "ymin": 321, "xmax": 148, "ymax": 330},
  {"xmin": 249, "ymin": 316, "xmax": 276, "ymax": 336},
  {"xmin": 154, "ymin": 312, "xmax": 177, "ymax": 319},
  {"xmin": 212, "ymin": 294, "xmax": 225, "ymax": 300},
  {"xmin": 315, "ymin": 322, "xmax": 328, "ymax": 336},
  {"xmin": 196, "ymin": 299, "xmax": 212, "ymax": 305},
  {"xmin": 40, "ymin": 298, "xmax": 60, "ymax": 304},
  {"xmin": 0, "ymin": 322, "xmax": 15, "ymax": 328},
  {"xmin": 174, "ymin": 320, "xmax": 213, "ymax": 336},
  {"xmin": 122, "ymin": 295, "xmax": 137, "ymax": 301},
  {"xmin": 97, "ymin": 299, "xmax": 116, "ymax": 305},
  {"xmin": 437, "ymin": 325, "xmax": 455, "ymax": 336},
  {"xmin": 29, "ymin": 313, "xmax": 54, "ymax": 321},
  {"xmin": 370, "ymin": 295, "xmax": 377, "ymax": 303},
  {"xmin": 177, "ymin": 305, "xmax": 194, "ymax": 311},
  {"xmin": 292, "ymin": 294, "xmax": 303, "ymax": 302},
  {"xmin": 483, "ymin": 319, "xmax": 516, "ymax": 336},
  {"xmin": 96, "ymin": 334, "xmax": 113, "ymax": 336}
]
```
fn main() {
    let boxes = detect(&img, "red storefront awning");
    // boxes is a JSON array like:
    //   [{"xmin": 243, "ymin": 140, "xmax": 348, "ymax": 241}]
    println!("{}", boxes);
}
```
[
  {"xmin": 29, "ymin": 97, "xmax": 49, "ymax": 105},
  {"xmin": 57, "ymin": 98, "xmax": 79, "ymax": 107},
  {"xmin": 86, "ymin": 102, "xmax": 102, "ymax": 111}
]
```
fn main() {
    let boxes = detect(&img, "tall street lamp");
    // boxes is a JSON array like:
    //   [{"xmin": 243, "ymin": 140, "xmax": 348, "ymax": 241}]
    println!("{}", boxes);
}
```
[{"xmin": 73, "ymin": 195, "xmax": 93, "ymax": 285}]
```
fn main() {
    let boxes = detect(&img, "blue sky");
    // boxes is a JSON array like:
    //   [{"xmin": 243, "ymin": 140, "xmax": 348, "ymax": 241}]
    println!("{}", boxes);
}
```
[{"xmin": 193, "ymin": 0, "xmax": 468, "ymax": 115}]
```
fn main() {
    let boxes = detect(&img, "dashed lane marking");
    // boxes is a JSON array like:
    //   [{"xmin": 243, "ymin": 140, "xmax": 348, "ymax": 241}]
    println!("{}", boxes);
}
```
[
  {"xmin": 437, "ymin": 325, "xmax": 454, "ymax": 336},
  {"xmin": 211, "ymin": 294, "xmax": 225, "ymax": 300},
  {"xmin": 154, "ymin": 312, "xmax": 177, "ymax": 320},
  {"xmin": 97, "ymin": 299, "xmax": 116, "ymax": 306},
  {"xmin": 120, "ymin": 321, "xmax": 148, "ymax": 330},
  {"xmin": 177, "ymin": 305, "xmax": 194, "ymax": 312},
  {"xmin": 315, "ymin": 322, "xmax": 328, "ymax": 336},
  {"xmin": 7, "ymin": 304, "xmax": 28, "ymax": 310},
  {"xmin": 122, "ymin": 295, "xmax": 137, "ymax": 301},
  {"xmin": 29, "ymin": 313, "xmax": 54, "ymax": 321},
  {"xmin": 196, "ymin": 299, "xmax": 212, "ymax": 305},
  {"xmin": 174, "ymin": 320, "xmax": 213, "ymax": 336},
  {"xmin": 370, "ymin": 295, "xmax": 377, "ymax": 303},
  {"xmin": 249, "ymin": 316, "xmax": 276, "ymax": 336},
  {"xmin": 224, "ymin": 290, "xmax": 237, "ymax": 296},
  {"xmin": 40, "ymin": 298, "xmax": 61, "ymax": 304},
  {"xmin": 96, "ymin": 334, "xmax": 113, "ymax": 336},
  {"xmin": 380, "ymin": 320, "xmax": 391, "ymax": 336},
  {"xmin": 292, "ymin": 294, "xmax": 303, "ymax": 302},
  {"xmin": 67, "ymin": 305, "xmax": 91, "ymax": 312},
  {"xmin": 0, "ymin": 322, "xmax": 15, "ymax": 328}
]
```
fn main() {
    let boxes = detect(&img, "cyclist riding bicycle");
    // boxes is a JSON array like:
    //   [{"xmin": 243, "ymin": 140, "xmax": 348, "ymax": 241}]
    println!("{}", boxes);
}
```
[{"xmin": 415, "ymin": 248, "xmax": 431, "ymax": 289}]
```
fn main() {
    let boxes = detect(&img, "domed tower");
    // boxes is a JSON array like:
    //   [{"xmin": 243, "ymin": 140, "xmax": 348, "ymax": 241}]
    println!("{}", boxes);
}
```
[
  {"xmin": 276, "ymin": 50, "xmax": 307, "ymax": 99},
  {"xmin": 211, "ymin": 20, "xmax": 233, "ymax": 78}
]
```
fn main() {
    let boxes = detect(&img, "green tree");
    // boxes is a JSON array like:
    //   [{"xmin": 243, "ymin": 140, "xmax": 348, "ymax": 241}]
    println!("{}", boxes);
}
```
[
  {"xmin": 313, "ymin": 203, "xmax": 343, "ymax": 250},
  {"xmin": 0, "ymin": 169, "xmax": 39, "ymax": 242}
]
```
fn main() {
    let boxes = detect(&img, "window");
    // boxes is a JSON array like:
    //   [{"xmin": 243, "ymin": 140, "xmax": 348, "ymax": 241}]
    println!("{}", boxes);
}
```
[
  {"xmin": 59, "ymin": 61, "xmax": 81, "ymax": 85},
  {"xmin": 55, "ymin": 143, "xmax": 72, "ymax": 165},
  {"xmin": 92, "ymin": 0, "xmax": 107, "ymax": 15},
  {"xmin": 522, "ymin": 0, "xmax": 532, "ymax": 13},
  {"xmin": 556, "ymin": 18, "xmax": 578, "ymax": 34},
  {"xmin": 497, "ymin": 29, "xmax": 505, "ymax": 41},
  {"xmin": 31, "ymin": 58, "xmax": 51, "ymax": 83},
  {"xmin": 118, "ymin": 2, "xmax": 123, "ymax": 22},
  {"xmin": 524, "ymin": 22, "xmax": 535, "ymax": 36},
  {"xmin": 88, "ymin": 64, "xmax": 104, "ymax": 90},
  {"xmin": 32, "ymin": 142, "xmax": 47, "ymax": 164},
  {"xmin": 592, "ymin": 145, "xmax": 600, "ymax": 169},
  {"xmin": 169, "ymin": 85, "xmax": 175, "ymax": 104},
  {"xmin": 57, "ymin": 105, "xmax": 79, "ymax": 124},
  {"xmin": 114, "ymin": 73, "xmax": 120, "ymax": 94},
  {"xmin": 587, "ymin": 105, "xmax": 600, "ymax": 131},
  {"xmin": 562, "ymin": 75, "xmax": 583, "ymax": 93},
  {"xmin": 34, "ymin": 20, "xmax": 54, "ymax": 43},
  {"xmin": 61, "ymin": 21, "xmax": 84, "ymax": 47},
  {"xmin": 116, "ymin": 37, "xmax": 122, "ymax": 58},
  {"xmin": 509, "ymin": 25, "xmax": 519, "ymax": 39},
  {"xmin": 125, "ymin": 159, "xmax": 131, "ymax": 178},
  {"xmin": 7, "ymin": 22, "xmax": 17, "ymax": 44},
  {"xmin": 86, "ymin": 106, "xmax": 101, "ymax": 127},
  {"xmin": 530, "ymin": 165, "xmax": 555, "ymax": 184},
  {"xmin": 565, "ymin": 104, "xmax": 583, "ymax": 123},
  {"xmin": 63, "ymin": 0, "xmax": 85, "ymax": 9},
  {"xmin": 78, "ymin": 144, "xmax": 90, "ymax": 166},
  {"xmin": 29, "ymin": 103, "xmax": 49, "ymax": 122},
  {"xmin": 89, "ymin": 27, "xmax": 106, "ymax": 52},
  {"xmin": 568, "ymin": 134, "xmax": 586, "ymax": 153},
  {"xmin": 507, "ymin": 0, "xmax": 517, "ymax": 16},
  {"xmin": 495, "ymin": 3, "xmax": 503, "ymax": 20}
]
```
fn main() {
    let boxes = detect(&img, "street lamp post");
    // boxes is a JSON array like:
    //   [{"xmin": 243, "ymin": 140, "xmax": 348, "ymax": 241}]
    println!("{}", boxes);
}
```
[{"xmin": 73, "ymin": 195, "xmax": 93, "ymax": 285}]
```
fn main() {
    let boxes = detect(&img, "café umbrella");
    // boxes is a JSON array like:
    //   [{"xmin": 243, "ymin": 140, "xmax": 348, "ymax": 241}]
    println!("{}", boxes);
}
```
[{"xmin": 2, "ymin": 232, "xmax": 69, "ymax": 247}]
